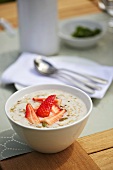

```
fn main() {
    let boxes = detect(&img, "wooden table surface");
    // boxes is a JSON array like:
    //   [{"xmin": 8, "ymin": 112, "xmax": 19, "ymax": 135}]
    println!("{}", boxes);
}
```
[
  {"xmin": 0, "ymin": 0, "xmax": 101, "ymax": 30},
  {"xmin": 0, "ymin": 128, "xmax": 113, "ymax": 170},
  {"xmin": 0, "ymin": 1, "xmax": 113, "ymax": 170}
]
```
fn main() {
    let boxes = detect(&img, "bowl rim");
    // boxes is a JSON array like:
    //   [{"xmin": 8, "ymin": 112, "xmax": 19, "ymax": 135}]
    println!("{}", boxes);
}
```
[
  {"xmin": 5, "ymin": 84, "xmax": 93, "ymax": 131},
  {"xmin": 59, "ymin": 19, "xmax": 106, "ymax": 41}
]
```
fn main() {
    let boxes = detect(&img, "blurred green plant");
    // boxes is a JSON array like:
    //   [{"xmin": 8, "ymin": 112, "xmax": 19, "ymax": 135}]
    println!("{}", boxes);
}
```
[{"xmin": 71, "ymin": 26, "xmax": 101, "ymax": 38}]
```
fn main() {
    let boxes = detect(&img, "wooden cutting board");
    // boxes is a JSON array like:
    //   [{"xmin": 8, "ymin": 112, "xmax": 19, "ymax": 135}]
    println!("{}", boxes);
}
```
[
  {"xmin": 0, "ymin": 140, "xmax": 100, "ymax": 170},
  {"xmin": 1, "ymin": 128, "xmax": 113, "ymax": 170},
  {"xmin": 78, "ymin": 128, "xmax": 113, "ymax": 170}
]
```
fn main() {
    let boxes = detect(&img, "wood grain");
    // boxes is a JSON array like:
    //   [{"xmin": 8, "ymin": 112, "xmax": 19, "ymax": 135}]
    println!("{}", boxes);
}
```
[
  {"xmin": 1, "ymin": 128, "xmax": 113, "ymax": 169},
  {"xmin": 77, "ymin": 128, "xmax": 113, "ymax": 154},
  {"xmin": 0, "ymin": 2, "xmax": 18, "ymax": 30},
  {"xmin": 90, "ymin": 148, "xmax": 113, "ymax": 170},
  {"xmin": 77, "ymin": 129, "xmax": 113, "ymax": 170},
  {"xmin": 0, "ymin": 141, "xmax": 100, "ymax": 170},
  {"xmin": 58, "ymin": 0, "xmax": 100, "ymax": 19}
]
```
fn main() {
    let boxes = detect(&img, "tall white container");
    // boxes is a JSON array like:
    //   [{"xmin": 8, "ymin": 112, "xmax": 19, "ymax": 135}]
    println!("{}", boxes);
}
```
[{"xmin": 17, "ymin": 0, "xmax": 59, "ymax": 56}]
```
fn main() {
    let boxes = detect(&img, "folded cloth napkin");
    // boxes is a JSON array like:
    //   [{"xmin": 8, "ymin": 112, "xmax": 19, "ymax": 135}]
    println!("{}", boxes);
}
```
[
  {"xmin": 1, "ymin": 52, "xmax": 113, "ymax": 99},
  {"xmin": 0, "ymin": 129, "xmax": 33, "ymax": 160}
]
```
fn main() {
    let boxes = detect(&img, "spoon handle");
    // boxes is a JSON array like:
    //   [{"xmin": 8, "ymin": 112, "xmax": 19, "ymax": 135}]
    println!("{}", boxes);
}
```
[
  {"xmin": 60, "ymin": 68, "xmax": 108, "ymax": 84},
  {"xmin": 59, "ymin": 72, "xmax": 101, "ymax": 90},
  {"xmin": 55, "ymin": 73, "xmax": 95, "ymax": 94}
]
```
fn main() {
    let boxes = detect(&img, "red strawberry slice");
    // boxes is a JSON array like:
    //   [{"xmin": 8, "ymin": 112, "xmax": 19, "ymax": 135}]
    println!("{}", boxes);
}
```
[
  {"xmin": 33, "ymin": 106, "xmax": 39, "ymax": 113},
  {"xmin": 36, "ymin": 95, "xmax": 56, "ymax": 117},
  {"xmin": 41, "ymin": 109, "xmax": 66, "ymax": 125},
  {"xmin": 25, "ymin": 103, "xmax": 40, "ymax": 124},
  {"xmin": 33, "ymin": 97, "xmax": 61, "ymax": 106}
]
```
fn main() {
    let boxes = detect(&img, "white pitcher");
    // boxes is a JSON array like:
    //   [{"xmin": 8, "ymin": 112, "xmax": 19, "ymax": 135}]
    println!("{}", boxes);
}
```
[{"xmin": 17, "ymin": 0, "xmax": 59, "ymax": 56}]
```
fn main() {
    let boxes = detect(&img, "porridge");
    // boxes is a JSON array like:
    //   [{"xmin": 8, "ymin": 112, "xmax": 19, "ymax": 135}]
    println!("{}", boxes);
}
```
[{"xmin": 9, "ymin": 89, "xmax": 87, "ymax": 128}]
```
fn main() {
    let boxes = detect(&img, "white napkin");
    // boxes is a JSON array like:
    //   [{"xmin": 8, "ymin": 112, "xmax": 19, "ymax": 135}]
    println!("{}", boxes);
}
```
[{"xmin": 1, "ymin": 52, "xmax": 113, "ymax": 99}]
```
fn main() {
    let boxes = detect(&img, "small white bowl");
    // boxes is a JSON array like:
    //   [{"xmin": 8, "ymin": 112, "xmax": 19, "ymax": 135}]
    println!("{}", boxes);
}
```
[
  {"xmin": 59, "ymin": 19, "xmax": 106, "ymax": 48},
  {"xmin": 5, "ymin": 84, "xmax": 92, "ymax": 153}
]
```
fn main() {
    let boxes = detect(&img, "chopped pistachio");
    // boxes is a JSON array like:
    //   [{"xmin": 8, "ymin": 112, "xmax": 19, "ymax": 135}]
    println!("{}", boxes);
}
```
[
  {"xmin": 59, "ymin": 117, "xmax": 68, "ymax": 121},
  {"xmin": 42, "ymin": 122, "xmax": 47, "ymax": 127}
]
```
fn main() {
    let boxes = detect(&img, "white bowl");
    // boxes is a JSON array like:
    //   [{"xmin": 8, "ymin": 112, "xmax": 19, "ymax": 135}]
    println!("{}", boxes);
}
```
[
  {"xmin": 5, "ymin": 84, "xmax": 92, "ymax": 153},
  {"xmin": 59, "ymin": 19, "xmax": 106, "ymax": 48}
]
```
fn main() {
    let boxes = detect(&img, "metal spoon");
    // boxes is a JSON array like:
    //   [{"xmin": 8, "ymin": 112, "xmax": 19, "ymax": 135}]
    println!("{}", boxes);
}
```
[
  {"xmin": 34, "ymin": 58, "xmax": 107, "ymax": 94},
  {"xmin": 34, "ymin": 58, "xmax": 96, "ymax": 94},
  {"xmin": 34, "ymin": 58, "xmax": 107, "ymax": 83}
]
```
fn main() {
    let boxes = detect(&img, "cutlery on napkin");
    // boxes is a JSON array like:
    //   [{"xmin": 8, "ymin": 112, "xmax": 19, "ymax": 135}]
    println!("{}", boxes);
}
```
[{"xmin": 1, "ymin": 52, "xmax": 113, "ymax": 99}]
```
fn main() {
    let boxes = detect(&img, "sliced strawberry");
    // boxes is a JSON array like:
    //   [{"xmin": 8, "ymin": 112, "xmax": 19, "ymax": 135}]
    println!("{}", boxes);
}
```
[
  {"xmin": 41, "ymin": 109, "xmax": 66, "ymax": 125},
  {"xmin": 36, "ymin": 95, "xmax": 56, "ymax": 117},
  {"xmin": 33, "ymin": 97, "xmax": 61, "ymax": 106},
  {"xmin": 33, "ymin": 106, "xmax": 39, "ymax": 113},
  {"xmin": 25, "ymin": 103, "xmax": 40, "ymax": 124},
  {"xmin": 56, "ymin": 99, "xmax": 62, "ymax": 106}
]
